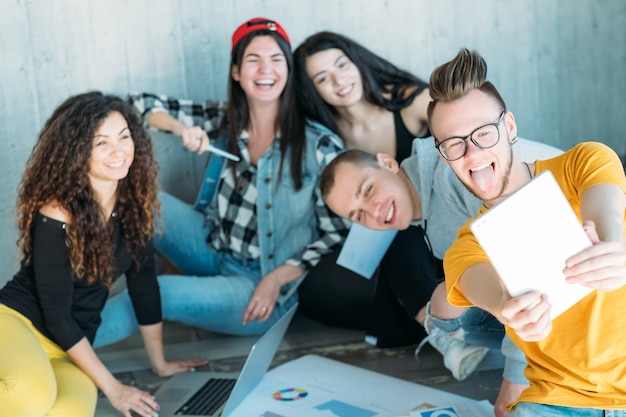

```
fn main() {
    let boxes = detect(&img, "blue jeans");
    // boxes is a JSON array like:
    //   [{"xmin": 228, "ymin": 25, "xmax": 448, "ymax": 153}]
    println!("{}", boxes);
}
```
[
  {"xmin": 428, "ymin": 306, "xmax": 503, "ymax": 349},
  {"xmin": 509, "ymin": 403, "xmax": 626, "ymax": 416},
  {"xmin": 94, "ymin": 192, "xmax": 298, "ymax": 348}
]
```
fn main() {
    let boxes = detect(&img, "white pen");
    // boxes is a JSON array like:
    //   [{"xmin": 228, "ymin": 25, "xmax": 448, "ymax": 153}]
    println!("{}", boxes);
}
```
[{"xmin": 207, "ymin": 143, "xmax": 240, "ymax": 161}]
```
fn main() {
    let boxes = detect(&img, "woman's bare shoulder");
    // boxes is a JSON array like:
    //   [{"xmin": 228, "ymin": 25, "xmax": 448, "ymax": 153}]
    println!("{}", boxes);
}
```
[{"xmin": 39, "ymin": 202, "xmax": 71, "ymax": 224}]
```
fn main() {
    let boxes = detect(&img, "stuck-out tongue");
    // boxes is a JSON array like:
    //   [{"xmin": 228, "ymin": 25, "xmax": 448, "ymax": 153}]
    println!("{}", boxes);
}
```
[{"xmin": 471, "ymin": 164, "xmax": 494, "ymax": 193}]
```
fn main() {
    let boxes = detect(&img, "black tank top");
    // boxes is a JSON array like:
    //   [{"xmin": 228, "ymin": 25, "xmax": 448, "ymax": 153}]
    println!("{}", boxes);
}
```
[
  {"xmin": 393, "ymin": 111, "xmax": 416, "ymax": 163},
  {"xmin": 393, "ymin": 110, "xmax": 431, "ymax": 163}
]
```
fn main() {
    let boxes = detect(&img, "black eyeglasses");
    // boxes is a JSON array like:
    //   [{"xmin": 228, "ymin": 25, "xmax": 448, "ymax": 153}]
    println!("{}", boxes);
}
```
[{"xmin": 435, "ymin": 111, "xmax": 506, "ymax": 161}]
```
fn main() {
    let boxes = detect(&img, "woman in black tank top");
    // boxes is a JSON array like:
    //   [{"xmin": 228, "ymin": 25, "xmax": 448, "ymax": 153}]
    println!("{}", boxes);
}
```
[
  {"xmin": 293, "ymin": 31, "xmax": 438, "ymax": 348},
  {"xmin": 295, "ymin": 31, "xmax": 431, "ymax": 164}
]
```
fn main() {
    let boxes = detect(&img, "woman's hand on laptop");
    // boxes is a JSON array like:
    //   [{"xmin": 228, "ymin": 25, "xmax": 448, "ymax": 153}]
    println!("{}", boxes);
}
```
[
  {"xmin": 106, "ymin": 382, "xmax": 159, "ymax": 417},
  {"xmin": 152, "ymin": 358, "xmax": 209, "ymax": 377}
]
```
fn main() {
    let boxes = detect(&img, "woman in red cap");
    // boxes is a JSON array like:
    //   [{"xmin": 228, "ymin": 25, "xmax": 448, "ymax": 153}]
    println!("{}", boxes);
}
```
[{"xmin": 97, "ymin": 18, "xmax": 348, "ymax": 343}]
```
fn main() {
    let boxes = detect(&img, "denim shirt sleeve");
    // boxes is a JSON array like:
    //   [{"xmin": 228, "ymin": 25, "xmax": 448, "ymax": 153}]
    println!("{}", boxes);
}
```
[
  {"xmin": 284, "ymin": 122, "xmax": 350, "ymax": 271},
  {"xmin": 193, "ymin": 132, "xmax": 229, "ymax": 212},
  {"xmin": 127, "ymin": 92, "xmax": 226, "ymax": 137}
]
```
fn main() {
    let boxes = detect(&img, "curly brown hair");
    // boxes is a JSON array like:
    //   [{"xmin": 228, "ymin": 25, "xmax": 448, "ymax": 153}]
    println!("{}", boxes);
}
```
[{"xmin": 16, "ymin": 91, "xmax": 159, "ymax": 286}]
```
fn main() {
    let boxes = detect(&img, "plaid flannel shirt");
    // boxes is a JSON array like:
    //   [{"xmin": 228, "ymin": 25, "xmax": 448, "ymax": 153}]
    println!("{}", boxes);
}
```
[{"xmin": 129, "ymin": 93, "xmax": 349, "ymax": 273}]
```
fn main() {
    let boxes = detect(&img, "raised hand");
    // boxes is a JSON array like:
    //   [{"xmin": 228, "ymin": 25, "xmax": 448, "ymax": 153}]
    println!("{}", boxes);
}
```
[
  {"xmin": 172, "ymin": 125, "xmax": 210, "ymax": 154},
  {"xmin": 563, "ymin": 220, "xmax": 626, "ymax": 291}
]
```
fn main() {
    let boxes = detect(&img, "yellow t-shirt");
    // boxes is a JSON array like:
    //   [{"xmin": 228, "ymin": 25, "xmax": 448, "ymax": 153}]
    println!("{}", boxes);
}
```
[{"xmin": 444, "ymin": 142, "xmax": 626, "ymax": 408}]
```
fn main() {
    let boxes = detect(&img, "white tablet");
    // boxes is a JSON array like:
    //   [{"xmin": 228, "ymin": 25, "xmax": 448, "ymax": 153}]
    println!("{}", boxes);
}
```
[{"xmin": 470, "ymin": 170, "xmax": 593, "ymax": 319}]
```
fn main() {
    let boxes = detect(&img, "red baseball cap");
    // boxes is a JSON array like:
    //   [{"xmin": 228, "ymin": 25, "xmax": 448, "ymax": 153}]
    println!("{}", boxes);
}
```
[{"xmin": 231, "ymin": 17, "xmax": 290, "ymax": 51}]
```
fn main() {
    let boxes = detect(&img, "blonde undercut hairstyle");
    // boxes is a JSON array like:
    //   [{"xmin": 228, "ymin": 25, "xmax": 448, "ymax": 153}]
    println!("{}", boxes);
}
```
[{"xmin": 427, "ymin": 48, "xmax": 506, "ymax": 124}]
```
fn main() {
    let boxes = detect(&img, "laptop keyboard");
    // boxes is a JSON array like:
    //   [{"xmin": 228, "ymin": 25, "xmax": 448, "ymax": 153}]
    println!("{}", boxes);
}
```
[{"xmin": 175, "ymin": 377, "xmax": 236, "ymax": 416}]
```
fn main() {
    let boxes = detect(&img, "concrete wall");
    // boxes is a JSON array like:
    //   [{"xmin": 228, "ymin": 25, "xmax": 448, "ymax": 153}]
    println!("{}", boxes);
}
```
[{"xmin": 0, "ymin": 0, "xmax": 624, "ymax": 285}]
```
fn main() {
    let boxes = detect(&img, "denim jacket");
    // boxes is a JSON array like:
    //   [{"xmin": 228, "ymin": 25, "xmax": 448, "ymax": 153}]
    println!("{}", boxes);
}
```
[
  {"xmin": 128, "ymin": 93, "xmax": 349, "ymax": 303},
  {"xmin": 196, "ymin": 121, "xmax": 349, "ymax": 303}
]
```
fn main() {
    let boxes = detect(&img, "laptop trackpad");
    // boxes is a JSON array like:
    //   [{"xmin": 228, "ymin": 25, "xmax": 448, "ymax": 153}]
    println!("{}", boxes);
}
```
[{"xmin": 159, "ymin": 388, "xmax": 191, "ymax": 402}]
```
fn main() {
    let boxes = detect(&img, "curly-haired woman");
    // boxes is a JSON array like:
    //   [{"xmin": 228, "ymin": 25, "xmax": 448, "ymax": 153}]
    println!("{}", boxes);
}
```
[{"xmin": 0, "ymin": 91, "xmax": 206, "ymax": 417}]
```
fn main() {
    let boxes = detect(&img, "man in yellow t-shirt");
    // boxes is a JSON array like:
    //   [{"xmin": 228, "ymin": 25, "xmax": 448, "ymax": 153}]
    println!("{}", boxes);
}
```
[{"xmin": 427, "ymin": 49, "xmax": 626, "ymax": 415}]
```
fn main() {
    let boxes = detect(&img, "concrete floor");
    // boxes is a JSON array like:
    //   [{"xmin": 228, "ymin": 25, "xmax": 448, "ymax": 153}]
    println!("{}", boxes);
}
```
[{"xmin": 94, "ymin": 310, "xmax": 504, "ymax": 417}]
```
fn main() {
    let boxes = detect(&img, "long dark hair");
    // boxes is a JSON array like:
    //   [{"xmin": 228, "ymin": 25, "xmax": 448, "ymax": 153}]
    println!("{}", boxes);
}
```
[
  {"xmin": 16, "ymin": 91, "xmax": 159, "ymax": 286},
  {"xmin": 294, "ymin": 31, "xmax": 428, "ymax": 136},
  {"xmin": 221, "ymin": 30, "xmax": 306, "ymax": 190}
]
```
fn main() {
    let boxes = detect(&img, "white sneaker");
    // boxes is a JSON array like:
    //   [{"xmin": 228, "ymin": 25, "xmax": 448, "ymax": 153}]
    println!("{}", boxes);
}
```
[
  {"xmin": 415, "ymin": 304, "xmax": 489, "ymax": 381},
  {"xmin": 415, "ymin": 326, "xmax": 489, "ymax": 381}
]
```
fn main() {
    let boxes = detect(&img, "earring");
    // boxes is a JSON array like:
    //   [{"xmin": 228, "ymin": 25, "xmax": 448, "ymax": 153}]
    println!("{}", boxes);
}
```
[{"xmin": 511, "ymin": 136, "xmax": 518, "ymax": 145}]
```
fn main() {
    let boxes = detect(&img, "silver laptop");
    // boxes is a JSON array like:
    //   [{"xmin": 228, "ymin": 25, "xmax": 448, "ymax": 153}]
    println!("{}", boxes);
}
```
[
  {"xmin": 470, "ymin": 171, "xmax": 592, "ymax": 319},
  {"xmin": 153, "ymin": 303, "xmax": 298, "ymax": 417}
]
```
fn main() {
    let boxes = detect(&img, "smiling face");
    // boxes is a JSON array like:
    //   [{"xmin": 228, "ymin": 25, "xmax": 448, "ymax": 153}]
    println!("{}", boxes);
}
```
[
  {"xmin": 324, "ymin": 154, "xmax": 418, "ymax": 231},
  {"xmin": 88, "ymin": 111, "xmax": 134, "ymax": 187},
  {"xmin": 429, "ymin": 89, "xmax": 517, "ymax": 206},
  {"xmin": 231, "ymin": 35, "xmax": 288, "ymax": 104},
  {"xmin": 305, "ymin": 48, "xmax": 363, "ymax": 107}
]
